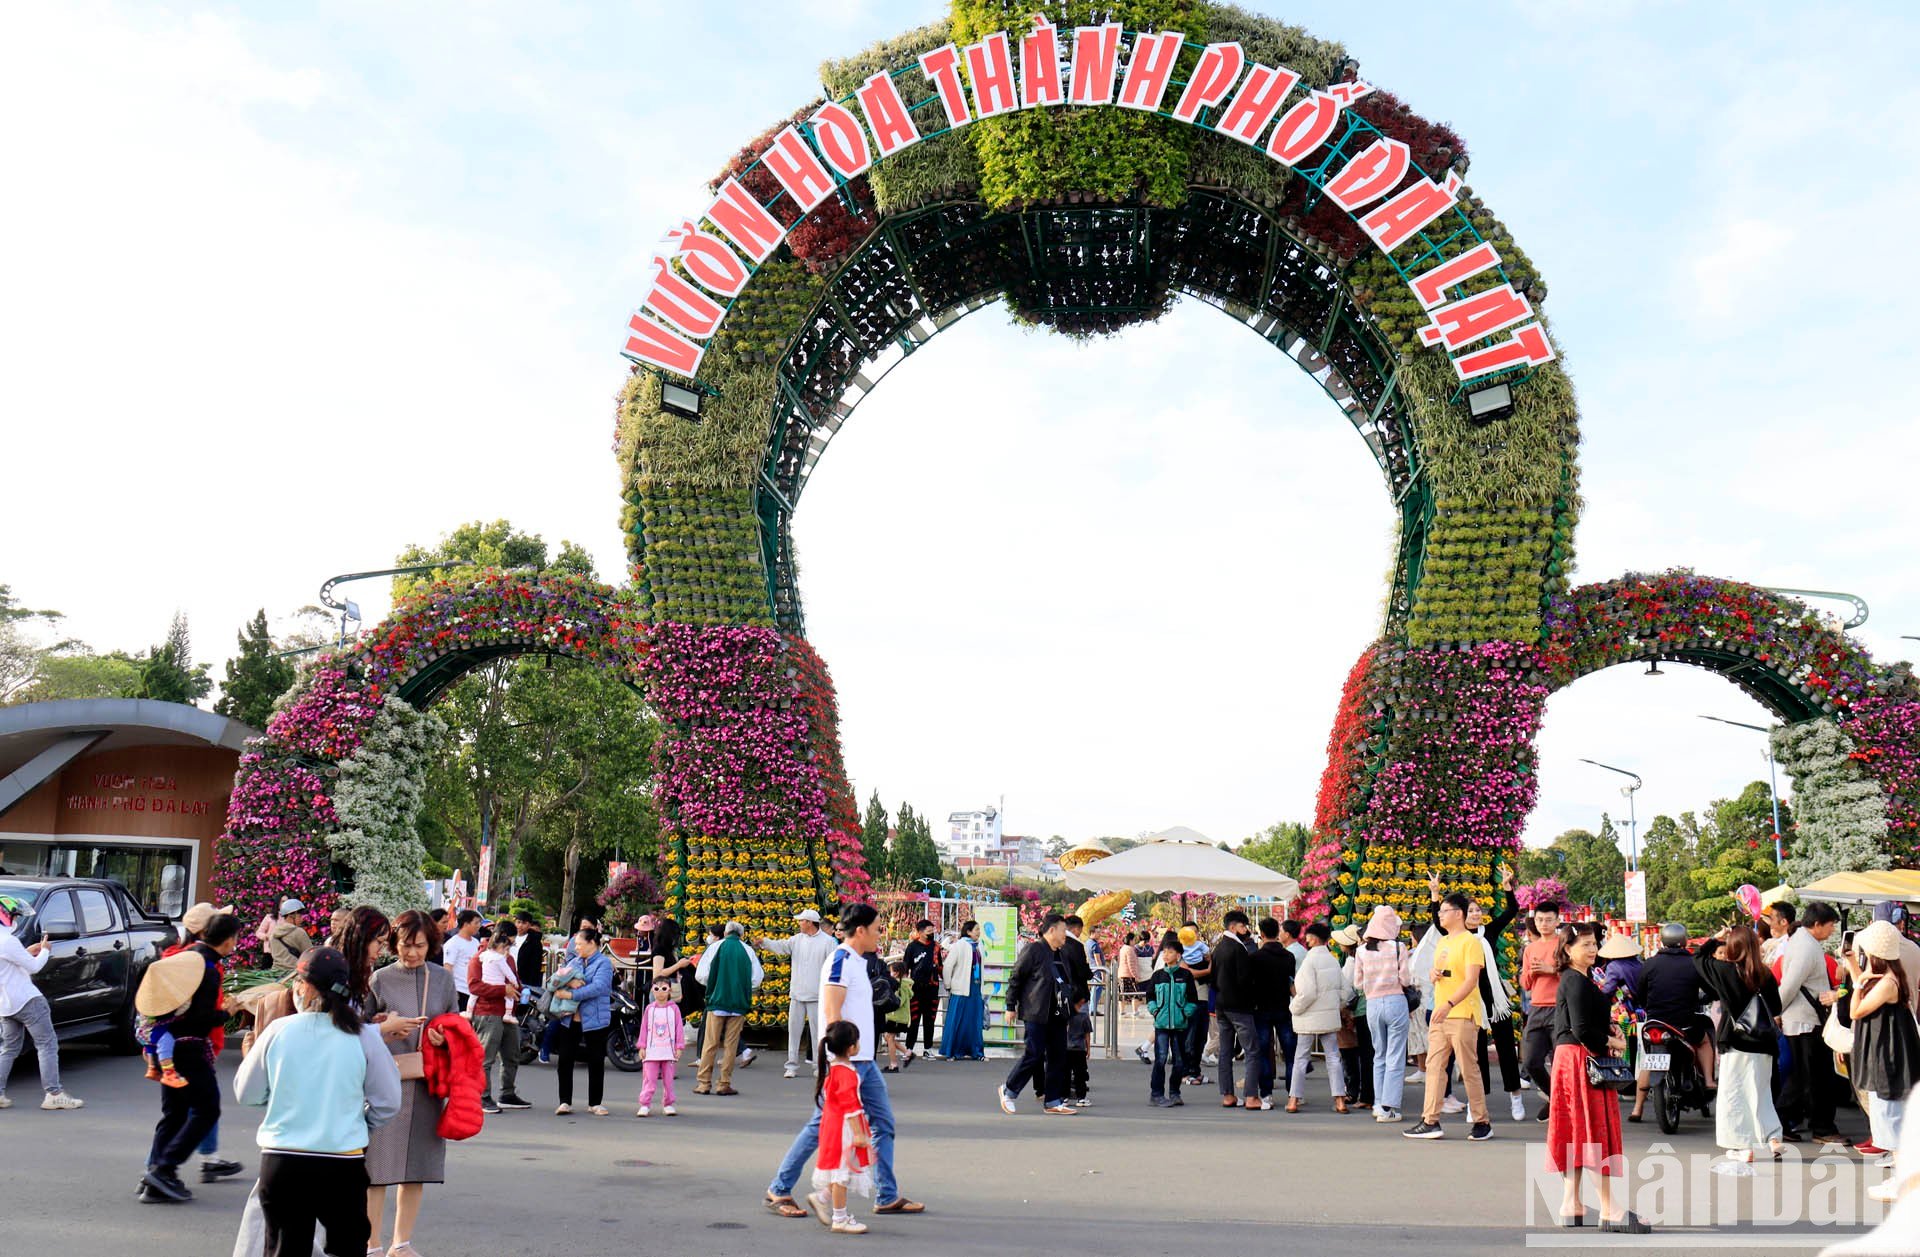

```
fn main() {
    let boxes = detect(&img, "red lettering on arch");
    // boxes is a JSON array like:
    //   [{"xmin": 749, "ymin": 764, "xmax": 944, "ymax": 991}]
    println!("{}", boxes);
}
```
[
  {"xmin": 1069, "ymin": 23, "xmax": 1122, "ymax": 105},
  {"xmin": 856, "ymin": 71, "xmax": 921, "ymax": 157},
  {"xmin": 622, "ymin": 311, "xmax": 706, "ymax": 377},
  {"xmin": 1452, "ymin": 322, "xmax": 1556, "ymax": 380},
  {"xmin": 643, "ymin": 266, "xmax": 725, "ymax": 338},
  {"xmin": 1266, "ymin": 91, "xmax": 1339, "ymax": 166},
  {"xmin": 1117, "ymin": 30, "xmax": 1184, "ymax": 112},
  {"xmin": 1418, "ymin": 285, "xmax": 1534, "ymax": 352},
  {"xmin": 705, "ymin": 178, "xmax": 784, "ymax": 263},
  {"xmin": 1216, "ymin": 63, "xmax": 1300, "ymax": 147},
  {"xmin": 1360, "ymin": 170, "xmax": 1466, "ymax": 253},
  {"xmin": 918, "ymin": 44, "xmax": 973, "ymax": 128},
  {"xmin": 664, "ymin": 222, "xmax": 751, "ymax": 299},
  {"xmin": 761, "ymin": 125, "xmax": 834, "ymax": 214},
  {"xmin": 1172, "ymin": 42, "xmax": 1243, "ymax": 123},
  {"xmin": 1408, "ymin": 241, "xmax": 1501, "ymax": 310},
  {"xmin": 964, "ymin": 31, "xmax": 1019, "ymax": 118},
  {"xmin": 1020, "ymin": 18, "xmax": 1064, "ymax": 108},
  {"xmin": 809, "ymin": 102, "xmax": 872, "ymax": 179},
  {"xmin": 1324, "ymin": 138, "xmax": 1411, "ymax": 211}
]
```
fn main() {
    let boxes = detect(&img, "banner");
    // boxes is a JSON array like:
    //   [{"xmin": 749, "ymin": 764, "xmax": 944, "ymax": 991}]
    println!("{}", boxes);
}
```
[
  {"xmin": 975, "ymin": 905, "xmax": 1020, "ymax": 967},
  {"xmin": 475, "ymin": 842, "xmax": 495, "ymax": 907},
  {"xmin": 1624, "ymin": 870, "xmax": 1647, "ymax": 923}
]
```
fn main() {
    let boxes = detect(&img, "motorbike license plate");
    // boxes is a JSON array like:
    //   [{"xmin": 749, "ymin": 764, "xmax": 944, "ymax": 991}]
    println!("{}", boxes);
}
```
[{"xmin": 1642, "ymin": 1052, "xmax": 1671, "ymax": 1072}]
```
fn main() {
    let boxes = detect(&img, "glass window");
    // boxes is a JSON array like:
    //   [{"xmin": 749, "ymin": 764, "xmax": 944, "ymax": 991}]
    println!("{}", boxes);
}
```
[
  {"xmin": 74, "ymin": 887, "xmax": 119, "ymax": 935},
  {"xmin": 36, "ymin": 890, "xmax": 77, "ymax": 935}
]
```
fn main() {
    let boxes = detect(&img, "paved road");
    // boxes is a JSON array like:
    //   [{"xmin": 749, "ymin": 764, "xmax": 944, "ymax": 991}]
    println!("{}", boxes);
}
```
[{"xmin": 0, "ymin": 1037, "xmax": 1889, "ymax": 1255}]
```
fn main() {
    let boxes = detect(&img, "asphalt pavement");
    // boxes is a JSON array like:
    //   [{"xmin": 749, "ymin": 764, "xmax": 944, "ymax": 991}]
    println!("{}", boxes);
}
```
[{"xmin": 0, "ymin": 1034, "xmax": 1891, "ymax": 1255}]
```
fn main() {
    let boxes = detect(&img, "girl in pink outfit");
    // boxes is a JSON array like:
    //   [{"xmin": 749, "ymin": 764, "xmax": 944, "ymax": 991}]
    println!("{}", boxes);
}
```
[{"xmin": 636, "ymin": 979, "xmax": 686, "ymax": 1117}]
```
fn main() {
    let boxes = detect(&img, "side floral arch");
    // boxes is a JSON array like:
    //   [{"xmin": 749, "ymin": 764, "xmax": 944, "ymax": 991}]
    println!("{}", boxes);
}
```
[{"xmin": 213, "ymin": 571, "xmax": 650, "ymax": 952}]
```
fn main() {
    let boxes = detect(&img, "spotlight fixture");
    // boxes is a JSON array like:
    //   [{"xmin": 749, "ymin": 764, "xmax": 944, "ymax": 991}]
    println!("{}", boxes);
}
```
[
  {"xmin": 661, "ymin": 380, "xmax": 704, "ymax": 421},
  {"xmin": 1465, "ymin": 382, "xmax": 1514, "ymax": 423},
  {"xmin": 1645, "ymin": 659, "xmax": 1665, "ymax": 677}
]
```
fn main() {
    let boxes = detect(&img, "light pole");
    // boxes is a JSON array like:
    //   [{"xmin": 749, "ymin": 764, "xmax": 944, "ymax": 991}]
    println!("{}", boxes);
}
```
[
  {"xmin": 1578, "ymin": 758, "xmax": 1643, "ymax": 871},
  {"xmin": 1698, "ymin": 715, "xmax": 1784, "ymax": 868}
]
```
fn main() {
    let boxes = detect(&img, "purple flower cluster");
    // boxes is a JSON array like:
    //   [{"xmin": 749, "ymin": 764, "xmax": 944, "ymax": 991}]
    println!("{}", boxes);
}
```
[{"xmin": 1847, "ymin": 697, "xmax": 1920, "ymax": 853}]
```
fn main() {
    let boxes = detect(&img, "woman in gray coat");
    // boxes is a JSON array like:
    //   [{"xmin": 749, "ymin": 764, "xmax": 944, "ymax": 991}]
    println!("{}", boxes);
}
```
[{"xmin": 364, "ymin": 909, "xmax": 457, "ymax": 1257}]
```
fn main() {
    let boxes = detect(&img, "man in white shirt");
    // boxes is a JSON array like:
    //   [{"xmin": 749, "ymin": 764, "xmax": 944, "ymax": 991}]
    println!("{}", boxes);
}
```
[
  {"xmin": 442, "ymin": 910, "xmax": 483, "ymax": 1011},
  {"xmin": 761, "ymin": 908, "xmax": 837, "ymax": 1078},
  {"xmin": 0, "ymin": 893, "xmax": 82, "ymax": 1109},
  {"xmin": 763, "ymin": 903, "xmax": 924, "ymax": 1220}
]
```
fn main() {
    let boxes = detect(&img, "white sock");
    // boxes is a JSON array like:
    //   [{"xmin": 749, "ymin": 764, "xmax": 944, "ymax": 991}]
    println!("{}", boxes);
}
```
[{"xmin": 833, "ymin": 1207, "xmax": 852, "ymax": 1223}]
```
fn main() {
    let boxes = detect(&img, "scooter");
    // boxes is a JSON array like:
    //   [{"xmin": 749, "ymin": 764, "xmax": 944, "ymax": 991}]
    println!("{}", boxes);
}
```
[{"xmin": 1639, "ymin": 1016, "xmax": 1714, "ymax": 1134}]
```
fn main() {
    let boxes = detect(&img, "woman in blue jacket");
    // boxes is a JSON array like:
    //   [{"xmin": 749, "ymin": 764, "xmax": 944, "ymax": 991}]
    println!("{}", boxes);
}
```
[
  {"xmin": 235, "ymin": 947, "xmax": 402, "ymax": 1256},
  {"xmin": 552, "ymin": 926, "xmax": 616, "ymax": 1116}
]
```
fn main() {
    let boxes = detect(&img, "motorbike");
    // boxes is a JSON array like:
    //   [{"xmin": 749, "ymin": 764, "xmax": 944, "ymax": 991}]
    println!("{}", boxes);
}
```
[
  {"xmin": 516, "ymin": 1002, "xmax": 549, "ymax": 1065},
  {"xmin": 1639, "ymin": 1015, "xmax": 1714, "ymax": 1134},
  {"xmin": 605, "ymin": 985, "xmax": 644, "ymax": 1072}
]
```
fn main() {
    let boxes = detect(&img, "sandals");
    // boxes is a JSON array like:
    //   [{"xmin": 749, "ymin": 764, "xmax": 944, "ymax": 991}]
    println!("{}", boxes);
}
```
[
  {"xmin": 1333, "ymin": 1098, "xmax": 1350, "ymax": 1115},
  {"xmin": 1599, "ymin": 1210, "xmax": 1650, "ymax": 1234},
  {"xmin": 765, "ymin": 1193, "xmax": 809, "ymax": 1219},
  {"xmin": 1285, "ymin": 1097, "xmax": 1303, "ymax": 1113},
  {"xmin": 872, "ymin": 1197, "xmax": 925, "ymax": 1214}
]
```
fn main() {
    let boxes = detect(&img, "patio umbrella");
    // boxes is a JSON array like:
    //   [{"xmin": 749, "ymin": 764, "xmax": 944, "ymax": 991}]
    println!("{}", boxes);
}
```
[{"xmin": 1062, "ymin": 832, "xmax": 1300, "ymax": 900}]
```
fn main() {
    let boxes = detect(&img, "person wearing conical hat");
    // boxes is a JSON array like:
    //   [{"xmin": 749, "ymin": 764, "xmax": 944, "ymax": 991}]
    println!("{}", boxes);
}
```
[
  {"xmin": 0, "ymin": 893, "xmax": 82, "ymax": 1112},
  {"xmin": 135, "ymin": 950, "xmax": 208, "ymax": 1089}
]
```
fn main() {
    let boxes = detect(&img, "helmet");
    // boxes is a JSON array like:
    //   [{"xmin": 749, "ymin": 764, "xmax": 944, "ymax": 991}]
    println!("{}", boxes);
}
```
[{"xmin": 1659, "ymin": 922, "xmax": 1689, "ymax": 950}]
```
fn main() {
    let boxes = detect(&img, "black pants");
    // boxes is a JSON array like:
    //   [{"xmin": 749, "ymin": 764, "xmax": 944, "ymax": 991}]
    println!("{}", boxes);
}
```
[
  {"xmin": 258, "ymin": 1151, "xmax": 371, "ymax": 1257},
  {"xmin": 909, "ymin": 988, "xmax": 937, "ymax": 1052},
  {"xmin": 1216, "ymin": 1010, "xmax": 1257, "ymax": 1099},
  {"xmin": 1522, "ymin": 1006, "xmax": 1556, "ymax": 1096},
  {"xmin": 1342, "ymin": 1014, "xmax": 1376, "ymax": 1105},
  {"xmin": 556, "ymin": 1021, "xmax": 608, "ymax": 1108},
  {"xmin": 1184, "ymin": 1006, "xmax": 1210, "ymax": 1078},
  {"xmin": 1004, "ymin": 1017, "xmax": 1068, "ymax": 1106},
  {"xmin": 148, "ymin": 1043, "xmax": 218, "ymax": 1171},
  {"xmin": 1067, "ymin": 1048, "xmax": 1089, "ymax": 1100},
  {"xmin": 1781, "ymin": 1029, "xmax": 1839, "ymax": 1136},
  {"xmin": 1476, "ymin": 1015, "xmax": 1522, "ymax": 1094}
]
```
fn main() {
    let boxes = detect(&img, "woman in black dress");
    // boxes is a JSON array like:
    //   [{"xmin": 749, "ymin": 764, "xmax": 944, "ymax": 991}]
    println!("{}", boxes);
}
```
[
  {"xmin": 1545, "ymin": 923, "xmax": 1647, "ymax": 1232},
  {"xmin": 1846, "ymin": 920, "xmax": 1920, "ymax": 1177}
]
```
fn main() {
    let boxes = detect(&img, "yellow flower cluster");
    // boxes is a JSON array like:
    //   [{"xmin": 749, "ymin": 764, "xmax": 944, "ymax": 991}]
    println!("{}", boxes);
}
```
[{"xmin": 663, "ymin": 832, "xmax": 821, "ymax": 1027}]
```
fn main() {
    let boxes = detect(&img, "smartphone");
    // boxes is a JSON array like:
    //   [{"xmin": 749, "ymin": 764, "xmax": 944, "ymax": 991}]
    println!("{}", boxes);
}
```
[{"xmin": 1843, "ymin": 929, "xmax": 1856, "ymax": 952}]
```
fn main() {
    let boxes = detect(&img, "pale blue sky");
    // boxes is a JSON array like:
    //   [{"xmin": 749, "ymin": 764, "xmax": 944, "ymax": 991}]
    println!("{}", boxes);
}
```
[{"xmin": 4, "ymin": 2, "xmax": 1917, "ymax": 859}]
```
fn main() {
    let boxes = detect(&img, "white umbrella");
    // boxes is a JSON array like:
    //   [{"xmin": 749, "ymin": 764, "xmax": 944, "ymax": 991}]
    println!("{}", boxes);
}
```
[{"xmin": 1062, "ymin": 834, "xmax": 1300, "ymax": 899}]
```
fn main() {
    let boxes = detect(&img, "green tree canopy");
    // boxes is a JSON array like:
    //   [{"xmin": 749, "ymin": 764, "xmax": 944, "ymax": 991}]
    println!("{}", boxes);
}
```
[
  {"xmin": 214, "ymin": 609, "xmax": 296, "ymax": 729},
  {"xmin": 1239, "ymin": 821, "xmax": 1311, "ymax": 875},
  {"xmin": 136, "ymin": 611, "xmax": 211, "ymax": 706},
  {"xmin": 861, "ymin": 790, "xmax": 891, "ymax": 883}
]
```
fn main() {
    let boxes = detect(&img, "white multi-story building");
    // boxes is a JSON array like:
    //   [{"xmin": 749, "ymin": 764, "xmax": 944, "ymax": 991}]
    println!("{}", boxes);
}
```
[{"xmin": 943, "ymin": 806, "xmax": 1002, "ymax": 861}]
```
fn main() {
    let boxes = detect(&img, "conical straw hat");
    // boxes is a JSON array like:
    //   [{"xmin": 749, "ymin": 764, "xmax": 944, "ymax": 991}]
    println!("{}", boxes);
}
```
[{"xmin": 135, "ymin": 950, "xmax": 206, "ymax": 1017}]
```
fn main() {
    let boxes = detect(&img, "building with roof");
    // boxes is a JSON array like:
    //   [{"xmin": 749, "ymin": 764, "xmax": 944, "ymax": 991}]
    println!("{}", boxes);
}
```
[{"xmin": 0, "ymin": 699, "xmax": 256, "ymax": 918}]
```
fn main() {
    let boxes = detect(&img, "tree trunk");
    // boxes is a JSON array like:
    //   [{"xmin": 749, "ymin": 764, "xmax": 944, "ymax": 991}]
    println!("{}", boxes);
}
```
[{"xmin": 558, "ymin": 819, "xmax": 582, "ymax": 935}]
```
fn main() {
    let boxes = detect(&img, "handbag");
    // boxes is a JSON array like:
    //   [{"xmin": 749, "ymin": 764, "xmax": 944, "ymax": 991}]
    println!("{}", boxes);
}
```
[
  {"xmin": 1723, "ymin": 988, "xmax": 1778, "ymax": 1053},
  {"xmin": 1585, "ymin": 1054, "xmax": 1636, "ymax": 1092},
  {"xmin": 391, "ymin": 1051, "xmax": 426, "ymax": 1081},
  {"xmin": 1822, "ymin": 1014, "xmax": 1856, "ymax": 1055}
]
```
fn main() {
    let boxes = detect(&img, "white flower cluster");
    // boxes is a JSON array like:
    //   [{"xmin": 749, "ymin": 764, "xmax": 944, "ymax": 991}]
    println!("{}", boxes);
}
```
[
  {"xmin": 1774, "ymin": 719, "xmax": 1891, "ymax": 886},
  {"xmin": 331, "ymin": 695, "xmax": 448, "ymax": 916}
]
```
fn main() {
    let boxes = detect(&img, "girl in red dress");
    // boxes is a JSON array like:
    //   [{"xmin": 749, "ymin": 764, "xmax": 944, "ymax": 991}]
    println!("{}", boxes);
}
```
[{"xmin": 809, "ymin": 1019, "xmax": 873, "ymax": 1235}]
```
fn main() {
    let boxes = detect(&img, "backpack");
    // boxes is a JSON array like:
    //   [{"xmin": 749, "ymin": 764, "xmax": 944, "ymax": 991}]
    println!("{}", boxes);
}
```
[
  {"xmin": 867, "ymin": 953, "xmax": 901, "ymax": 1018},
  {"xmin": 1149, "ymin": 971, "xmax": 1194, "ymax": 1031}
]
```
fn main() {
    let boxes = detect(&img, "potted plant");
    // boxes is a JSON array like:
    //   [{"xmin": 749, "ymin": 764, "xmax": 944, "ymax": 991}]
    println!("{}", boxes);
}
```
[{"xmin": 596, "ymin": 867, "xmax": 662, "ymax": 957}]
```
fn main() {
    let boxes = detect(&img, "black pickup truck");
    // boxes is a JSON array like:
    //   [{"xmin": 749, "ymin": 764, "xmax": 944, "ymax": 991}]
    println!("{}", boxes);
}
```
[{"xmin": 0, "ymin": 875, "xmax": 176, "ymax": 1051}]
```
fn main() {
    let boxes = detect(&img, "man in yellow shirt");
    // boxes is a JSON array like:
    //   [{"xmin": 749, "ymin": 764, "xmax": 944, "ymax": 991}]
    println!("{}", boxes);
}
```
[{"xmin": 1405, "ymin": 893, "xmax": 1491, "ymax": 1140}]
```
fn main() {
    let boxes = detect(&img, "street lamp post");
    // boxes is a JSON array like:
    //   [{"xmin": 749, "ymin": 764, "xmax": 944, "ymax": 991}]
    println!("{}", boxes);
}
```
[
  {"xmin": 1577, "ymin": 758, "xmax": 1643, "ymax": 871},
  {"xmin": 1698, "ymin": 715, "xmax": 1784, "ymax": 868}
]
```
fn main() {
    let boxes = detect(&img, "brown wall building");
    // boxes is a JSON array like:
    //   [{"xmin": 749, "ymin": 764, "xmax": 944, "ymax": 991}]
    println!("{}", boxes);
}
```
[{"xmin": 0, "ymin": 700, "xmax": 256, "ymax": 918}]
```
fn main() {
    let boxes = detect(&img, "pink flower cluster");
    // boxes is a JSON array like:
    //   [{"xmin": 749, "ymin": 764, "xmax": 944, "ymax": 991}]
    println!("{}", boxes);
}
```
[
  {"xmin": 265, "ymin": 668, "xmax": 381, "ymax": 760},
  {"xmin": 1364, "ymin": 642, "xmax": 1549, "ymax": 851},
  {"xmin": 1846, "ymin": 697, "xmax": 1920, "ymax": 853},
  {"xmin": 1516, "ymin": 876, "xmax": 1569, "ymax": 911}
]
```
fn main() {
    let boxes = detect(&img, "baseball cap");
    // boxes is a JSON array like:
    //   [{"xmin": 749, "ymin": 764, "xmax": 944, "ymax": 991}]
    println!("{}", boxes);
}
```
[
  {"xmin": 794, "ymin": 909, "xmax": 823, "ymax": 923},
  {"xmin": 279, "ymin": 898, "xmax": 305, "ymax": 915}
]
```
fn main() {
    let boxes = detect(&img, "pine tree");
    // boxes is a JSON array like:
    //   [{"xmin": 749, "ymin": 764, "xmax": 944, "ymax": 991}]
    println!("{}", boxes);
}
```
[
  {"xmin": 861, "ymin": 790, "xmax": 891, "ymax": 883},
  {"xmin": 215, "ymin": 609, "xmax": 296, "ymax": 728},
  {"xmin": 892, "ymin": 802, "xmax": 917, "ymax": 885},
  {"xmin": 890, "ymin": 805, "xmax": 941, "ymax": 887},
  {"xmin": 136, "ymin": 612, "xmax": 212, "ymax": 706}
]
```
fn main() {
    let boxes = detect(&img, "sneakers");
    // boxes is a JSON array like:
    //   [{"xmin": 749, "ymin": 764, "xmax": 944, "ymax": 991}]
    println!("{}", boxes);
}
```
[
  {"xmin": 589, "ymin": 1105, "xmax": 610, "ymax": 1116},
  {"xmin": 1260, "ymin": 1097, "xmax": 1273, "ymax": 1111},
  {"xmin": 1403, "ymin": 1120, "xmax": 1445, "ymax": 1139},
  {"xmin": 783, "ymin": 1064, "xmax": 798, "ymax": 1079},
  {"xmin": 1440, "ymin": 1095, "xmax": 1466, "ymax": 1115},
  {"xmin": 1074, "ymin": 1097, "xmax": 1092, "ymax": 1108},
  {"xmin": 41, "ymin": 1092, "xmax": 83, "ymax": 1111},
  {"xmin": 554, "ymin": 1103, "xmax": 573, "ymax": 1115},
  {"xmin": 1168, "ymin": 1094, "xmax": 1184, "ymax": 1106},
  {"xmin": 1469, "ymin": 1122, "xmax": 1494, "ymax": 1141},
  {"xmin": 636, "ymin": 1105, "xmax": 650, "ymax": 1118},
  {"xmin": 1868, "ymin": 1178, "xmax": 1899, "ymax": 1203},
  {"xmin": 737, "ymin": 1048, "xmax": 756, "ymax": 1068},
  {"xmin": 1044, "ymin": 1103, "xmax": 1076, "ymax": 1115},
  {"xmin": 199, "ymin": 1158, "xmax": 244, "ymax": 1183},
  {"xmin": 498, "ymin": 1093, "xmax": 532, "ymax": 1110},
  {"xmin": 1510, "ymin": 1093, "xmax": 1526, "ymax": 1122},
  {"xmin": 1135, "ymin": 1043, "xmax": 1151, "ymax": 1063},
  {"xmin": 1150, "ymin": 1096, "xmax": 1173, "ymax": 1107},
  {"xmin": 1374, "ymin": 1107, "xmax": 1401, "ymax": 1123},
  {"xmin": 139, "ymin": 1167, "xmax": 192, "ymax": 1202},
  {"xmin": 480, "ymin": 1098, "xmax": 503, "ymax": 1115},
  {"xmin": 0, "ymin": 1095, "xmax": 10, "ymax": 1108},
  {"xmin": 831, "ymin": 1217, "xmax": 869, "ymax": 1234},
  {"xmin": 1854, "ymin": 1142, "xmax": 1892, "ymax": 1157},
  {"xmin": 1404, "ymin": 1068, "xmax": 1424, "ymax": 1082},
  {"xmin": 537, "ymin": 1050, "xmax": 551, "ymax": 1065},
  {"xmin": 663, "ymin": 1104, "xmax": 677, "ymax": 1116},
  {"xmin": 997, "ymin": 1085, "xmax": 1017, "ymax": 1115}
]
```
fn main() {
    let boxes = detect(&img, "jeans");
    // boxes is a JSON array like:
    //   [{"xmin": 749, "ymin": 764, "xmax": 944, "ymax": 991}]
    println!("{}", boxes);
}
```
[
  {"xmin": 1215, "ymin": 1010, "xmax": 1257, "ymax": 1100},
  {"xmin": 785, "ymin": 998, "xmax": 819, "ymax": 1069},
  {"xmin": 1868, "ymin": 1091, "xmax": 1906, "ymax": 1153},
  {"xmin": 1151, "ymin": 1028, "xmax": 1185, "ymax": 1100},
  {"xmin": 770, "ymin": 1059, "xmax": 899, "ymax": 1205},
  {"xmin": 1367, "ymin": 993, "xmax": 1410, "ymax": 1112},
  {"xmin": 1004, "ymin": 1017, "xmax": 1068, "ymax": 1107},
  {"xmin": 1255, "ymin": 1011, "xmax": 1291, "ymax": 1098},
  {"xmin": 0, "ymin": 995, "xmax": 63, "ymax": 1095},
  {"xmin": 148, "ymin": 1042, "xmax": 219, "ymax": 1171},
  {"xmin": 473, "ymin": 1014, "xmax": 519, "ymax": 1101},
  {"xmin": 1522, "ymin": 1006, "xmax": 1556, "ymax": 1096},
  {"xmin": 1290, "ymin": 1030, "xmax": 1347, "ymax": 1101}
]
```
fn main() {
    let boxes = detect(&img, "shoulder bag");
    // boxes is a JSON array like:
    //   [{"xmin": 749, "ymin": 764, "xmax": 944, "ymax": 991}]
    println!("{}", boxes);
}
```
[
  {"xmin": 1396, "ymin": 943, "xmax": 1422, "ymax": 1014},
  {"xmin": 1585, "ymin": 1054, "xmax": 1636, "ymax": 1092}
]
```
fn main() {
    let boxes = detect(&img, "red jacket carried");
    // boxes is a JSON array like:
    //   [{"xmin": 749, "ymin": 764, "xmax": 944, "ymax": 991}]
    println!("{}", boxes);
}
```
[{"xmin": 422, "ymin": 1012, "xmax": 486, "ymax": 1141}]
